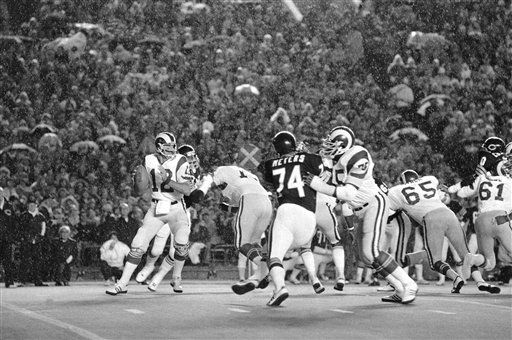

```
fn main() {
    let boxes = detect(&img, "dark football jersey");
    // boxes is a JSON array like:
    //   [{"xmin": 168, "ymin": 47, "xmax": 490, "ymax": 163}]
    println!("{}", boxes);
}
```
[
  {"xmin": 184, "ymin": 168, "xmax": 202, "ymax": 208},
  {"xmin": 263, "ymin": 152, "xmax": 323, "ymax": 212}
]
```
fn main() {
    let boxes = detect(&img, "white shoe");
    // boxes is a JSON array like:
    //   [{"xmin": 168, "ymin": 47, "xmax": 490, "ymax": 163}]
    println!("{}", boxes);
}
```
[
  {"xmin": 401, "ymin": 282, "xmax": 418, "ymax": 304},
  {"xmin": 106, "ymin": 284, "xmax": 127, "ymax": 296},
  {"xmin": 462, "ymin": 253, "xmax": 475, "ymax": 280},
  {"xmin": 267, "ymin": 286, "xmax": 289, "ymax": 307},
  {"xmin": 136, "ymin": 265, "xmax": 155, "ymax": 283},
  {"xmin": 171, "ymin": 277, "xmax": 183, "ymax": 293},
  {"xmin": 148, "ymin": 271, "xmax": 166, "ymax": 292},
  {"xmin": 377, "ymin": 283, "xmax": 395, "ymax": 292}
]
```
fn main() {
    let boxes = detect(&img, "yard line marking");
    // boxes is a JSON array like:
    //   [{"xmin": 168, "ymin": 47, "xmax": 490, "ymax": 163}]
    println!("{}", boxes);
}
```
[
  {"xmin": 125, "ymin": 309, "xmax": 145, "ymax": 314},
  {"xmin": 429, "ymin": 310, "xmax": 456, "ymax": 315},
  {"xmin": 228, "ymin": 308, "xmax": 250, "ymax": 313},
  {"xmin": 2, "ymin": 302, "xmax": 106, "ymax": 340},
  {"xmin": 330, "ymin": 309, "xmax": 354, "ymax": 314},
  {"xmin": 422, "ymin": 297, "xmax": 511, "ymax": 310}
]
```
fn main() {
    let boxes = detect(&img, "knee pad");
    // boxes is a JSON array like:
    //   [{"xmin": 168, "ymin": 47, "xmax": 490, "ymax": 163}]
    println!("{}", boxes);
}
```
[
  {"xmin": 433, "ymin": 261, "xmax": 450, "ymax": 275},
  {"xmin": 174, "ymin": 242, "xmax": 190, "ymax": 261},
  {"xmin": 268, "ymin": 257, "xmax": 283, "ymax": 270},
  {"xmin": 481, "ymin": 258, "xmax": 495, "ymax": 271},
  {"xmin": 126, "ymin": 247, "xmax": 145, "ymax": 265},
  {"xmin": 404, "ymin": 250, "xmax": 427, "ymax": 267},
  {"xmin": 372, "ymin": 251, "xmax": 398, "ymax": 276}
]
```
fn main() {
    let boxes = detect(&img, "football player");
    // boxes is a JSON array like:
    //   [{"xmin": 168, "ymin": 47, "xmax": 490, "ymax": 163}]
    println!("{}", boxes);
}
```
[
  {"xmin": 454, "ymin": 137, "xmax": 506, "ymax": 189},
  {"xmin": 139, "ymin": 144, "xmax": 212, "ymax": 292},
  {"xmin": 106, "ymin": 132, "xmax": 195, "ymax": 295},
  {"xmin": 455, "ymin": 163, "xmax": 511, "ymax": 290},
  {"xmin": 260, "ymin": 131, "xmax": 324, "ymax": 306},
  {"xmin": 306, "ymin": 126, "xmax": 418, "ymax": 304},
  {"xmin": 199, "ymin": 164, "xmax": 273, "ymax": 295}
]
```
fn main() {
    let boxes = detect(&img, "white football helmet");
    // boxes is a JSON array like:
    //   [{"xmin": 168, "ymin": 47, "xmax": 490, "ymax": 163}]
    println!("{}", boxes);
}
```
[
  {"xmin": 320, "ymin": 126, "xmax": 355, "ymax": 160},
  {"xmin": 178, "ymin": 144, "xmax": 199, "ymax": 172},
  {"xmin": 155, "ymin": 132, "xmax": 177, "ymax": 158}
]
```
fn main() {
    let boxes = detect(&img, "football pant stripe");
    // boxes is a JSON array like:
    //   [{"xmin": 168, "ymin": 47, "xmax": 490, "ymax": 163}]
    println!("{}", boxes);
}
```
[
  {"xmin": 234, "ymin": 196, "xmax": 245, "ymax": 249},
  {"xmin": 371, "ymin": 192, "xmax": 387, "ymax": 259},
  {"xmin": 326, "ymin": 202, "xmax": 341, "ymax": 241},
  {"xmin": 422, "ymin": 220, "xmax": 434, "ymax": 268},
  {"xmin": 395, "ymin": 213, "xmax": 406, "ymax": 266}
]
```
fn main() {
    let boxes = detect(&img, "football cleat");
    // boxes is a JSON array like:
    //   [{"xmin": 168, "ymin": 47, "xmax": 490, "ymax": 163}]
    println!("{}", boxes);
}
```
[
  {"xmin": 334, "ymin": 278, "xmax": 345, "ymax": 291},
  {"xmin": 312, "ymin": 282, "xmax": 325, "ymax": 294},
  {"xmin": 136, "ymin": 265, "xmax": 155, "ymax": 284},
  {"xmin": 377, "ymin": 283, "xmax": 395, "ymax": 292},
  {"xmin": 106, "ymin": 284, "xmax": 127, "ymax": 296},
  {"xmin": 267, "ymin": 287, "xmax": 289, "ymax": 307},
  {"xmin": 171, "ymin": 277, "xmax": 183, "ymax": 293},
  {"xmin": 401, "ymin": 282, "xmax": 418, "ymax": 304},
  {"xmin": 478, "ymin": 283, "xmax": 501, "ymax": 294},
  {"xmin": 231, "ymin": 279, "xmax": 257, "ymax": 295},
  {"xmin": 257, "ymin": 275, "xmax": 271, "ymax": 289},
  {"xmin": 147, "ymin": 281, "xmax": 159, "ymax": 292},
  {"xmin": 381, "ymin": 293, "xmax": 402, "ymax": 303},
  {"xmin": 451, "ymin": 276, "xmax": 464, "ymax": 294}
]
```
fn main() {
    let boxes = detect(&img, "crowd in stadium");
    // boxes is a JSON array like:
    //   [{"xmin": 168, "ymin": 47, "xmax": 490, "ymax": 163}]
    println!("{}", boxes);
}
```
[{"xmin": 0, "ymin": 0, "xmax": 511, "ymax": 287}]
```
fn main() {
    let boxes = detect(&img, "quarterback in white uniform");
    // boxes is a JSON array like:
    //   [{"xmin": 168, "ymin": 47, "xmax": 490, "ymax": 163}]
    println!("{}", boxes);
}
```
[
  {"xmin": 307, "ymin": 126, "xmax": 418, "ymax": 304},
  {"xmin": 208, "ymin": 165, "xmax": 273, "ymax": 295},
  {"xmin": 135, "ymin": 145, "xmax": 207, "ymax": 292},
  {"xmin": 107, "ymin": 132, "xmax": 194, "ymax": 295}
]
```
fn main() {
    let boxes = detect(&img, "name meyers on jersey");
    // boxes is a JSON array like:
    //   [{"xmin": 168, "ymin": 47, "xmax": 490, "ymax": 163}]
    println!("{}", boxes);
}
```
[{"xmin": 271, "ymin": 154, "xmax": 307, "ymax": 167}]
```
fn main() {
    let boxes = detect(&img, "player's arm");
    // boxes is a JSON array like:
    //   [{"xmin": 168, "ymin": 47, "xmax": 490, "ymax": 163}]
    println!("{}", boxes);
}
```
[
  {"xmin": 454, "ymin": 177, "xmax": 479, "ymax": 199},
  {"xmin": 306, "ymin": 174, "xmax": 358, "ymax": 202}
]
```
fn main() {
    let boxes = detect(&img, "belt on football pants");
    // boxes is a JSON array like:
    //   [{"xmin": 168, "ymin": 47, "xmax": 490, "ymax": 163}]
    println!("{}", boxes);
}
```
[
  {"xmin": 353, "ymin": 203, "xmax": 369, "ymax": 212},
  {"xmin": 152, "ymin": 199, "xmax": 178, "ymax": 205},
  {"xmin": 495, "ymin": 211, "xmax": 512, "ymax": 225}
]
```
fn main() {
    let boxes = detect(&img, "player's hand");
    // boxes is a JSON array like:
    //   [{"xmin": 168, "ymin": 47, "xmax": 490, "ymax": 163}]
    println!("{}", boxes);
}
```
[
  {"xmin": 304, "ymin": 172, "xmax": 315, "ymax": 186},
  {"xmin": 475, "ymin": 164, "xmax": 486, "ymax": 176},
  {"xmin": 157, "ymin": 165, "xmax": 168, "ymax": 181},
  {"xmin": 318, "ymin": 169, "xmax": 331, "ymax": 182}
]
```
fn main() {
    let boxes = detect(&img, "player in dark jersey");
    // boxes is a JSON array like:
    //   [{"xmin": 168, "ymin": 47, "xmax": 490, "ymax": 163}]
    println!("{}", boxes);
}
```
[{"xmin": 260, "ymin": 131, "xmax": 323, "ymax": 306}]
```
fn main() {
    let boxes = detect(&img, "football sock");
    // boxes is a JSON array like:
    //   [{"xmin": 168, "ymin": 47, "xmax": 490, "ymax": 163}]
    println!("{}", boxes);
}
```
[
  {"xmin": 301, "ymin": 250, "xmax": 319, "ymax": 283},
  {"xmin": 270, "ymin": 265, "xmax": 286, "ymax": 292},
  {"xmin": 118, "ymin": 262, "xmax": 138, "ymax": 287},
  {"xmin": 332, "ymin": 247, "xmax": 346, "ymax": 280},
  {"xmin": 172, "ymin": 259, "xmax": 185, "ymax": 280}
]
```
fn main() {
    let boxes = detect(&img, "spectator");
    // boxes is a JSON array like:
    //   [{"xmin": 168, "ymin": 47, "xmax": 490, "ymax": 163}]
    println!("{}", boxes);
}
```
[
  {"xmin": 0, "ymin": 187, "xmax": 17, "ymax": 288},
  {"xmin": 99, "ymin": 231, "xmax": 130, "ymax": 286},
  {"xmin": 18, "ymin": 196, "xmax": 48, "ymax": 286},
  {"xmin": 115, "ymin": 202, "xmax": 139, "ymax": 245},
  {"xmin": 52, "ymin": 225, "xmax": 78, "ymax": 286}
]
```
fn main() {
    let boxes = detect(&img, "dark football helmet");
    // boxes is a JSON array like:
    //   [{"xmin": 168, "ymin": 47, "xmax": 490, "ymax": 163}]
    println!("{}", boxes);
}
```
[
  {"xmin": 482, "ymin": 136, "xmax": 505, "ymax": 155},
  {"xmin": 178, "ymin": 144, "xmax": 199, "ymax": 172},
  {"xmin": 399, "ymin": 169, "xmax": 419, "ymax": 184},
  {"xmin": 272, "ymin": 131, "xmax": 297, "ymax": 156}
]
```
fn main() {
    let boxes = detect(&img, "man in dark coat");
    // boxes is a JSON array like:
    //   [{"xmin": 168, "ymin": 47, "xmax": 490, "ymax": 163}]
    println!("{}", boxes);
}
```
[{"xmin": 0, "ymin": 188, "xmax": 17, "ymax": 288}]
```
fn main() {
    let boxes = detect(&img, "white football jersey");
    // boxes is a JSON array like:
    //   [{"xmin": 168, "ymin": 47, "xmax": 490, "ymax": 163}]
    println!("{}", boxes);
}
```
[
  {"xmin": 145, "ymin": 153, "xmax": 191, "ymax": 202},
  {"xmin": 457, "ymin": 174, "xmax": 512, "ymax": 213},
  {"xmin": 318, "ymin": 158, "xmax": 337, "ymax": 205},
  {"xmin": 331, "ymin": 145, "xmax": 380, "ymax": 208},
  {"xmin": 388, "ymin": 175, "xmax": 446, "ymax": 224},
  {"xmin": 213, "ymin": 165, "xmax": 268, "ymax": 206}
]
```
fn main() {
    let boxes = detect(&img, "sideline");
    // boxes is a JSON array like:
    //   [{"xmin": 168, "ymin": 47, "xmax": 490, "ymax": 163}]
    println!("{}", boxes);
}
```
[{"xmin": 2, "ymin": 302, "xmax": 107, "ymax": 340}]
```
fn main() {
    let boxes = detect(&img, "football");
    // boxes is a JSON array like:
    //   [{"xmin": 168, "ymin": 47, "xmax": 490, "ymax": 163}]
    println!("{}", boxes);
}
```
[{"xmin": 132, "ymin": 164, "xmax": 152, "ymax": 196}]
